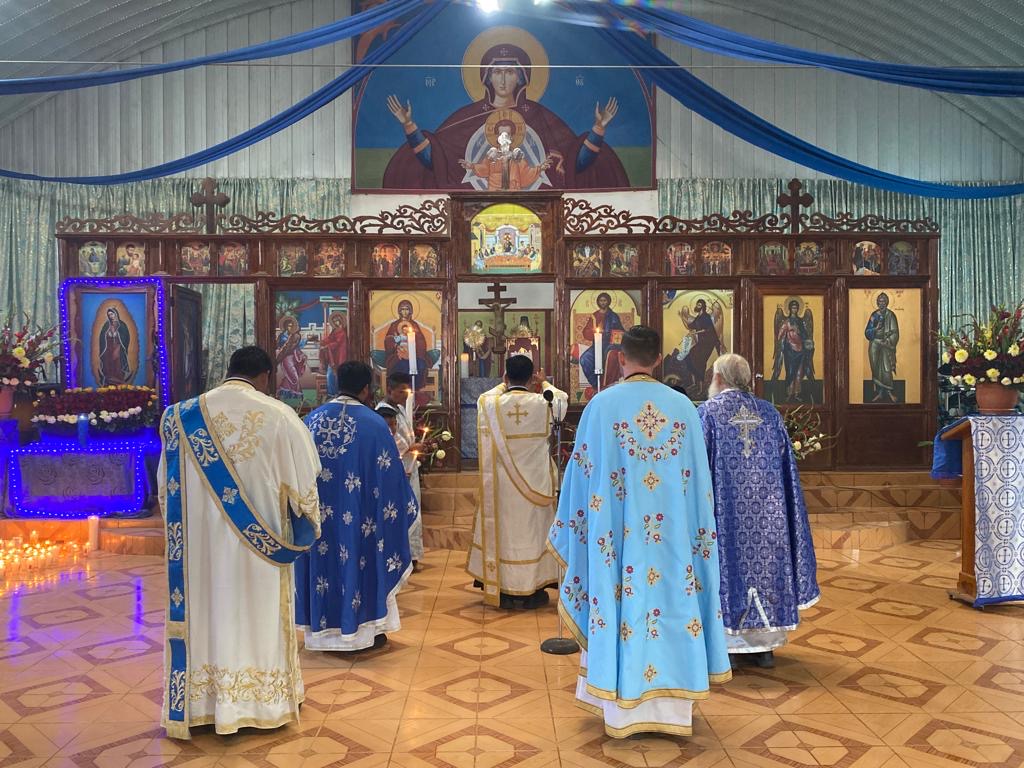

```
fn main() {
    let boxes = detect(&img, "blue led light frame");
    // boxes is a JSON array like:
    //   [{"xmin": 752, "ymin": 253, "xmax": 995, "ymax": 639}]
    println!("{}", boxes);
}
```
[
  {"xmin": 7, "ymin": 435, "xmax": 161, "ymax": 518},
  {"xmin": 59, "ymin": 277, "xmax": 171, "ymax": 407}
]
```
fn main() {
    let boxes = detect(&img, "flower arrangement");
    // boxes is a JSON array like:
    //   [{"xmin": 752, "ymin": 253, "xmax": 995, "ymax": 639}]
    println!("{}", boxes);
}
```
[
  {"xmin": 0, "ymin": 314, "xmax": 59, "ymax": 391},
  {"xmin": 32, "ymin": 386, "xmax": 160, "ymax": 435},
  {"xmin": 413, "ymin": 408, "xmax": 458, "ymax": 471},
  {"xmin": 938, "ymin": 301, "xmax": 1024, "ymax": 389},
  {"xmin": 781, "ymin": 405, "xmax": 836, "ymax": 461}
]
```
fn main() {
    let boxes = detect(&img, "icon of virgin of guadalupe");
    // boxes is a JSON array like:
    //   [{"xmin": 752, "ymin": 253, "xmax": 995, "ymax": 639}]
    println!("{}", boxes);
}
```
[
  {"xmin": 98, "ymin": 307, "xmax": 132, "ymax": 386},
  {"xmin": 381, "ymin": 29, "xmax": 629, "ymax": 191}
]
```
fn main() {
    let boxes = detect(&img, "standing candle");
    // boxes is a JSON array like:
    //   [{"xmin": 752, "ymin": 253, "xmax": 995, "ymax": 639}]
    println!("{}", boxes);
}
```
[
  {"xmin": 407, "ymin": 327, "xmax": 418, "ymax": 375},
  {"xmin": 460, "ymin": 353, "xmax": 470, "ymax": 379},
  {"xmin": 593, "ymin": 329, "xmax": 604, "ymax": 375},
  {"xmin": 77, "ymin": 414, "xmax": 88, "ymax": 445},
  {"xmin": 88, "ymin": 515, "xmax": 100, "ymax": 553}
]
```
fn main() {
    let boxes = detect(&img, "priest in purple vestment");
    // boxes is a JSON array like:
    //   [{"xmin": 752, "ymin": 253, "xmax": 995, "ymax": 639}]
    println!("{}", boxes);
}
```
[
  {"xmin": 381, "ymin": 43, "xmax": 629, "ymax": 191},
  {"xmin": 697, "ymin": 354, "xmax": 820, "ymax": 669}
]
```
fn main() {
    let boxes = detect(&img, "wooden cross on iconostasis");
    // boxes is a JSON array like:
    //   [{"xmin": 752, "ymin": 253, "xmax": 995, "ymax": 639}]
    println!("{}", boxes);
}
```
[
  {"xmin": 190, "ymin": 177, "xmax": 230, "ymax": 234},
  {"xmin": 777, "ymin": 178, "xmax": 814, "ymax": 234},
  {"xmin": 478, "ymin": 282, "xmax": 517, "ymax": 376}
]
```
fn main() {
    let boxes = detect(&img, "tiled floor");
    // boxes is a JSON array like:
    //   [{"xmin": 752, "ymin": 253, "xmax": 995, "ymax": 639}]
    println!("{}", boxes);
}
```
[{"xmin": 2, "ymin": 541, "xmax": 1024, "ymax": 767}]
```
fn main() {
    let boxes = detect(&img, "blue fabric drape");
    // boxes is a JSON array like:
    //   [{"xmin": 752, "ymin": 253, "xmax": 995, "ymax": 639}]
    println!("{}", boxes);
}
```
[
  {"xmin": 597, "ymin": 22, "xmax": 1024, "ymax": 200},
  {"xmin": 611, "ymin": 4, "xmax": 1024, "ymax": 98},
  {"xmin": 0, "ymin": 3, "xmax": 442, "ymax": 185},
  {"xmin": 0, "ymin": 0, "xmax": 419, "ymax": 96}
]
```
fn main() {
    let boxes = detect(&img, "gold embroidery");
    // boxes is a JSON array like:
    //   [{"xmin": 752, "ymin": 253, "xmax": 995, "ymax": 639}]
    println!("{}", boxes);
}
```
[
  {"xmin": 643, "ymin": 664, "xmax": 658, "ymax": 683},
  {"xmin": 169, "ymin": 670, "xmax": 186, "ymax": 711},
  {"xmin": 187, "ymin": 428, "xmax": 218, "ymax": 467},
  {"xmin": 170, "ymin": 588, "xmax": 184, "ymax": 608},
  {"xmin": 642, "ymin": 470, "xmax": 660, "ymax": 492},
  {"xmin": 210, "ymin": 412, "xmax": 237, "ymax": 441},
  {"xmin": 166, "ymin": 477, "xmax": 180, "ymax": 496},
  {"xmin": 167, "ymin": 523, "xmax": 183, "ymax": 561},
  {"xmin": 728, "ymin": 405, "xmax": 763, "ymax": 458},
  {"xmin": 634, "ymin": 401, "xmax": 668, "ymax": 439},
  {"xmin": 189, "ymin": 665, "xmax": 292, "ymax": 705},
  {"xmin": 222, "ymin": 487, "xmax": 238, "ymax": 505},
  {"xmin": 242, "ymin": 523, "xmax": 282, "ymax": 555},
  {"xmin": 229, "ymin": 410, "xmax": 265, "ymax": 463}
]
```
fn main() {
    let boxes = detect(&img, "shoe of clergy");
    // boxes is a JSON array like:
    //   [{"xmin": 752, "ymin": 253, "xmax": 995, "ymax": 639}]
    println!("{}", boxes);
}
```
[
  {"xmin": 752, "ymin": 651, "xmax": 775, "ymax": 669},
  {"xmin": 522, "ymin": 589, "xmax": 550, "ymax": 609}
]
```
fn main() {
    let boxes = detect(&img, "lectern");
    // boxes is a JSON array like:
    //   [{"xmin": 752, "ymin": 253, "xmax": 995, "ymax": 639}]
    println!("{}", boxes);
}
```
[{"xmin": 940, "ymin": 419, "xmax": 977, "ymax": 605}]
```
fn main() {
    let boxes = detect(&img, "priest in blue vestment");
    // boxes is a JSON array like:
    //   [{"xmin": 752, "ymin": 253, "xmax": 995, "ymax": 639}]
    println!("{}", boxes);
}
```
[
  {"xmin": 295, "ymin": 361, "xmax": 418, "ymax": 651},
  {"xmin": 698, "ymin": 354, "xmax": 819, "ymax": 668},
  {"xmin": 549, "ymin": 326, "xmax": 731, "ymax": 738}
]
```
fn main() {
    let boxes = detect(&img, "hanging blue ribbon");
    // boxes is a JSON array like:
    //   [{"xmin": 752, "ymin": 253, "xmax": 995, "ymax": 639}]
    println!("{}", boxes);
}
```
[
  {"xmin": 595, "ymin": 19, "xmax": 1024, "ymax": 199},
  {"xmin": 0, "ymin": 3, "xmax": 443, "ymax": 184},
  {"xmin": 608, "ymin": 4, "xmax": 1024, "ymax": 98},
  {"xmin": 0, "ymin": 0, "xmax": 420, "ymax": 95}
]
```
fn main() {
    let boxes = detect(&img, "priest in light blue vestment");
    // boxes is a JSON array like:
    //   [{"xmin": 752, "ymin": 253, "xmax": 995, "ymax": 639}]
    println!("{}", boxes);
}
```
[
  {"xmin": 549, "ymin": 326, "xmax": 730, "ymax": 739},
  {"xmin": 698, "ymin": 354, "xmax": 819, "ymax": 668},
  {"xmin": 295, "ymin": 361, "xmax": 418, "ymax": 651}
]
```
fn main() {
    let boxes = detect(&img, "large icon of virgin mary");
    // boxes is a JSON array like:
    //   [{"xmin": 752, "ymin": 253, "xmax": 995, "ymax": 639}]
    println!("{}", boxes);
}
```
[{"xmin": 380, "ymin": 27, "xmax": 629, "ymax": 191}]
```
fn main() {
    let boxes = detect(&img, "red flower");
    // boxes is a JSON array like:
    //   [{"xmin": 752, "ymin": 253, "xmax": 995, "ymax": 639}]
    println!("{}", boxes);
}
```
[
  {"xmin": 626, "ymin": 565, "xmax": 634, "ymax": 574},
  {"xmin": 656, "ymin": 513, "xmax": 664, "ymax": 521},
  {"xmin": 653, "ymin": 608, "xmax": 661, "ymax": 617}
]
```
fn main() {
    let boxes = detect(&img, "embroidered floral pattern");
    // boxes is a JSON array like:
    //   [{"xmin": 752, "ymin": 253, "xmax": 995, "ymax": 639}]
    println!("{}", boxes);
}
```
[
  {"xmin": 320, "ymin": 504, "xmax": 334, "ymax": 520},
  {"xmin": 187, "ymin": 428, "xmax": 219, "ymax": 467},
  {"xmin": 407, "ymin": 500, "xmax": 418, "ymax": 518},
  {"xmin": 187, "ymin": 664, "xmax": 295, "ymax": 705},
  {"xmin": 221, "ymin": 487, "xmax": 238, "ymax": 505},
  {"xmin": 171, "ymin": 587, "xmax": 184, "ymax": 608},
  {"xmin": 623, "ymin": 565, "xmax": 636, "ymax": 598},
  {"xmin": 387, "ymin": 553, "xmax": 403, "ymax": 572},
  {"xmin": 166, "ymin": 523, "xmax": 183, "ymax": 561},
  {"xmin": 339, "ymin": 545, "xmax": 349, "ymax": 564},
  {"xmin": 342, "ymin": 510, "xmax": 353, "ymax": 525},
  {"xmin": 647, "ymin": 566, "xmax": 662, "ymax": 586},
  {"xmin": 589, "ymin": 494, "xmax": 604, "ymax": 513},
  {"xmin": 646, "ymin": 608, "xmax": 662, "ymax": 640},
  {"xmin": 642, "ymin": 512, "xmax": 664, "ymax": 545},
  {"xmin": 376, "ymin": 450, "xmax": 392, "ymax": 469},
  {"xmin": 642, "ymin": 470, "xmax": 661, "ymax": 492},
  {"xmin": 589, "ymin": 597, "xmax": 607, "ymax": 635},
  {"xmin": 643, "ymin": 664, "xmax": 658, "ymax": 683},
  {"xmin": 693, "ymin": 528, "xmax": 718, "ymax": 559},
  {"xmin": 308, "ymin": 411, "xmax": 356, "ymax": 458},
  {"xmin": 165, "ymin": 477, "xmax": 180, "ymax": 496},
  {"xmin": 383, "ymin": 502, "xmax": 398, "ymax": 521},
  {"xmin": 169, "ymin": 670, "xmax": 186, "ymax": 711},
  {"xmin": 681, "ymin": 468, "xmax": 691, "ymax": 495},
  {"xmin": 315, "ymin": 576, "xmax": 329, "ymax": 595},
  {"xmin": 610, "ymin": 467, "xmax": 627, "ymax": 501},
  {"xmin": 352, "ymin": 591, "xmax": 362, "ymax": 611},
  {"xmin": 684, "ymin": 564, "xmax": 703, "ymax": 596},
  {"xmin": 613, "ymin": 413, "xmax": 686, "ymax": 463},
  {"xmin": 620, "ymin": 621, "xmax": 634, "ymax": 642},
  {"xmin": 635, "ymin": 401, "xmax": 668, "ymax": 439},
  {"xmin": 319, "ymin": 467, "xmax": 333, "ymax": 482},
  {"xmin": 687, "ymin": 618, "xmax": 703, "ymax": 637},
  {"xmin": 597, "ymin": 530, "xmax": 616, "ymax": 566},
  {"xmin": 317, "ymin": 541, "xmax": 329, "ymax": 556},
  {"xmin": 361, "ymin": 518, "xmax": 377, "ymax": 537},
  {"xmin": 573, "ymin": 444, "xmax": 593, "ymax": 477},
  {"xmin": 242, "ymin": 524, "xmax": 281, "ymax": 556},
  {"xmin": 564, "ymin": 576, "xmax": 588, "ymax": 611},
  {"xmin": 344, "ymin": 472, "xmax": 361, "ymax": 493},
  {"xmin": 614, "ymin": 583, "xmax": 623, "ymax": 601},
  {"xmin": 568, "ymin": 508, "xmax": 587, "ymax": 544},
  {"xmin": 161, "ymin": 412, "xmax": 180, "ymax": 451}
]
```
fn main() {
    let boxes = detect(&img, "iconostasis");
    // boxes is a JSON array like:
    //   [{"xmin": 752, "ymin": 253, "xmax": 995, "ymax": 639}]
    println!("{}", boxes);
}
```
[{"xmin": 57, "ymin": 185, "xmax": 939, "ymax": 470}]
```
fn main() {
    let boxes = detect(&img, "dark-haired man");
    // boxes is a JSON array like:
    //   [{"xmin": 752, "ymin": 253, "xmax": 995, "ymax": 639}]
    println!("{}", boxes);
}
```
[
  {"xmin": 549, "ymin": 326, "xmax": 730, "ymax": 738},
  {"xmin": 158, "ymin": 346, "xmax": 322, "ymax": 739},
  {"xmin": 468, "ymin": 355, "xmax": 566, "ymax": 608},
  {"xmin": 295, "ymin": 361, "xmax": 418, "ymax": 651}
]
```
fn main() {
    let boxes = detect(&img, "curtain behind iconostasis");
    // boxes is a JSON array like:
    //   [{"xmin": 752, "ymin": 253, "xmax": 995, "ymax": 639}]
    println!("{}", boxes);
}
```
[
  {"xmin": 0, "ymin": 178, "xmax": 350, "ymax": 390},
  {"xmin": 659, "ymin": 179, "xmax": 1024, "ymax": 326}
]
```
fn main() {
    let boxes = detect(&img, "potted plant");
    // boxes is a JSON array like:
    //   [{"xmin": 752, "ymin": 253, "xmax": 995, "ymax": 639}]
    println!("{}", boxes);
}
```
[
  {"xmin": 938, "ymin": 301, "xmax": 1024, "ymax": 414},
  {"xmin": 780, "ymin": 405, "xmax": 836, "ymax": 461},
  {"xmin": 0, "ymin": 314, "xmax": 59, "ymax": 421},
  {"xmin": 412, "ymin": 407, "xmax": 458, "ymax": 471}
]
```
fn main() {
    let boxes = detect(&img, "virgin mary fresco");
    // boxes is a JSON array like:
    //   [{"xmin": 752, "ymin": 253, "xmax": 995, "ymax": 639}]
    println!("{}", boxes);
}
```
[{"xmin": 380, "ymin": 28, "xmax": 629, "ymax": 191}]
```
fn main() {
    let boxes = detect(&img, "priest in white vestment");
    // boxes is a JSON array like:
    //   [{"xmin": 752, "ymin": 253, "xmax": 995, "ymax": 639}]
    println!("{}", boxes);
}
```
[
  {"xmin": 158, "ymin": 346, "xmax": 322, "ymax": 739},
  {"xmin": 468, "ymin": 354, "xmax": 565, "ymax": 608},
  {"xmin": 382, "ymin": 371, "xmax": 424, "ymax": 565}
]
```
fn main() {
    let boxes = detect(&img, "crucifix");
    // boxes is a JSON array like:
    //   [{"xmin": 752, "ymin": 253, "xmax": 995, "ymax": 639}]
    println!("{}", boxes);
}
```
[
  {"xmin": 507, "ymin": 402, "xmax": 529, "ymax": 426},
  {"xmin": 190, "ymin": 177, "xmax": 230, "ymax": 234},
  {"xmin": 777, "ymin": 178, "xmax": 813, "ymax": 235},
  {"xmin": 728, "ymin": 405, "xmax": 763, "ymax": 458},
  {"xmin": 478, "ymin": 282, "xmax": 517, "ymax": 374}
]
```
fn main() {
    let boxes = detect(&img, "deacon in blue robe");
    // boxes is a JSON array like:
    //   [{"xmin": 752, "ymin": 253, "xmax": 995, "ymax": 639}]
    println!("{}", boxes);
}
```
[
  {"xmin": 549, "ymin": 325, "xmax": 730, "ymax": 739},
  {"xmin": 295, "ymin": 361, "xmax": 418, "ymax": 651},
  {"xmin": 698, "ymin": 354, "xmax": 819, "ymax": 668}
]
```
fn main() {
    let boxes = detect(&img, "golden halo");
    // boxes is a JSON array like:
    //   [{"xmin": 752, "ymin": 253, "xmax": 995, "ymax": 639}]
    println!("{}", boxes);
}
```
[
  {"xmin": 389, "ymin": 293, "xmax": 422, "ymax": 321},
  {"xmin": 484, "ymin": 109, "xmax": 526, "ymax": 149},
  {"xmin": 462, "ymin": 26, "xmax": 549, "ymax": 104},
  {"xmin": 783, "ymin": 295, "xmax": 805, "ymax": 315}
]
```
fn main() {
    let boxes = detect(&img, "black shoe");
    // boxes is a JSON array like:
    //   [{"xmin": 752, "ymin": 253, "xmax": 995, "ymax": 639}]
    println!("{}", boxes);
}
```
[
  {"xmin": 372, "ymin": 633, "xmax": 388, "ymax": 649},
  {"xmin": 523, "ymin": 589, "xmax": 550, "ymax": 609},
  {"xmin": 499, "ymin": 593, "xmax": 517, "ymax": 609},
  {"xmin": 752, "ymin": 651, "xmax": 775, "ymax": 669}
]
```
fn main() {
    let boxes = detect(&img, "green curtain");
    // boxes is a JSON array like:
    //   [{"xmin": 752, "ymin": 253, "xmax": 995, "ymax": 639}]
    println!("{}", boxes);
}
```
[
  {"xmin": 659, "ymin": 178, "xmax": 1024, "ymax": 327},
  {"xmin": 0, "ymin": 177, "xmax": 350, "ymax": 389}
]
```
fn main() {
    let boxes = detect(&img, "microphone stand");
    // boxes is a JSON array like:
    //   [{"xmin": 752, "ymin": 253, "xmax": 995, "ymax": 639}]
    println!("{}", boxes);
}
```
[{"xmin": 540, "ymin": 388, "xmax": 580, "ymax": 656}]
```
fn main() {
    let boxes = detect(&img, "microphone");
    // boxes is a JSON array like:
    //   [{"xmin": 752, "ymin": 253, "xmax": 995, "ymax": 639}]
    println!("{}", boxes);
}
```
[{"xmin": 543, "ymin": 389, "xmax": 554, "ymax": 403}]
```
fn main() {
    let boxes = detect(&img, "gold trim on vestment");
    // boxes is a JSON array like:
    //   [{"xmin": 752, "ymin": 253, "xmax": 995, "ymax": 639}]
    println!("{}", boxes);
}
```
[
  {"xmin": 468, "ymin": 542, "xmax": 550, "ymax": 565},
  {"xmin": 603, "ymin": 721, "xmax": 693, "ymax": 738},
  {"xmin": 171, "ymin": 706, "xmax": 303, "ymax": 736}
]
